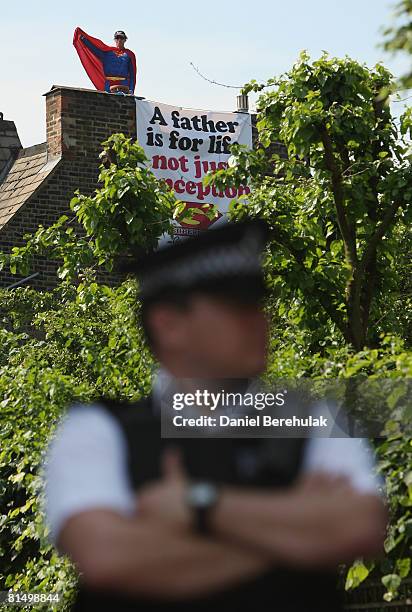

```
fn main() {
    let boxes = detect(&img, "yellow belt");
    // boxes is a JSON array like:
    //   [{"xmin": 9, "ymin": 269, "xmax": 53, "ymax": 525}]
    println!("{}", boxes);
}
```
[{"xmin": 106, "ymin": 76, "xmax": 127, "ymax": 81}]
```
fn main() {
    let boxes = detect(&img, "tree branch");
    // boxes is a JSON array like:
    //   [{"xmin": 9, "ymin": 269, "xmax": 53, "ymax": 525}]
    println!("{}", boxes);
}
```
[
  {"xmin": 361, "ymin": 199, "xmax": 401, "ymax": 273},
  {"xmin": 319, "ymin": 126, "xmax": 358, "ymax": 267}
]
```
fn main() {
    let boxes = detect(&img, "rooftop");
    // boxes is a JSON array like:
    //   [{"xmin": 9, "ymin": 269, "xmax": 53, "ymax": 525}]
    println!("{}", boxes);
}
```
[
  {"xmin": 0, "ymin": 115, "xmax": 22, "ymax": 183},
  {"xmin": 0, "ymin": 143, "xmax": 60, "ymax": 230}
]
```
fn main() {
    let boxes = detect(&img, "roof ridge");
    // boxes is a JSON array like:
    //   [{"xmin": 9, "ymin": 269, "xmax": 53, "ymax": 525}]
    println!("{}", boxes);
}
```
[{"xmin": 18, "ymin": 143, "xmax": 47, "ymax": 158}]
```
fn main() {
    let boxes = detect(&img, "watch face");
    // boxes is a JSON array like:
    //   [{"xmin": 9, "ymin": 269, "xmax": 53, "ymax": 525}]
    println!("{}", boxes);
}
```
[{"xmin": 188, "ymin": 483, "xmax": 218, "ymax": 508}]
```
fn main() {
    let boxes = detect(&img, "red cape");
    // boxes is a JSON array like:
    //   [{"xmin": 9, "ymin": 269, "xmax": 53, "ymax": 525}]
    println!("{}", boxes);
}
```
[{"xmin": 73, "ymin": 27, "xmax": 137, "ymax": 92}]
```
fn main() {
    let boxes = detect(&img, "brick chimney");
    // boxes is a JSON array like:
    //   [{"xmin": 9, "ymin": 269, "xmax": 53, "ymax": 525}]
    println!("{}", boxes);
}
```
[
  {"xmin": 0, "ymin": 112, "xmax": 22, "ymax": 183},
  {"xmin": 44, "ymin": 86, "xmax": 136, "ymax": 161}
]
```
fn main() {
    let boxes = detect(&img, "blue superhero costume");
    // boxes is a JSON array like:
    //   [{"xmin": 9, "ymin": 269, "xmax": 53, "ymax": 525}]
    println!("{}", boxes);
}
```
[
  {"xmin": 73, "ymin": 27, "xmax": 137, "ymax": 94},
  {"xmin": 81, "ymin": 36, "xmax": 135, "ymax": 93}
]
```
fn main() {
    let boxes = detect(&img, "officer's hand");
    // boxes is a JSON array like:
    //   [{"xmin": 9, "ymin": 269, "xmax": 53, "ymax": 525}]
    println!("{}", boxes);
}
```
[{"xmin": 138, "ymin": 448, "xmax": 191, "ymax": 530}]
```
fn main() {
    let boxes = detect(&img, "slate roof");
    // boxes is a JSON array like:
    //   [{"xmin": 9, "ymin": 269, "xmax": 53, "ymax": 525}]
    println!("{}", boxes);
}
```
[
  {"xmin": 0, "ymin": 143, "xmax": 60, "ymax": 230},
  {"xmin": 0, "ymin": 118, "xmax": 22, "ymax": 182}
]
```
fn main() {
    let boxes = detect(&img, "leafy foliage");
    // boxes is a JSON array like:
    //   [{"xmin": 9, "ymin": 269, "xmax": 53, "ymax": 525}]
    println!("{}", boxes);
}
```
[
  {"xmin": 0, "ymin": 280, "xmax": 153, "ymax": 610},
  {"xmin": 70, "ymin": 134, "xmax": 176, "ymax": 263},
  {"xmin": 211, "ymin": 53, "xmax": 412, "ymax": 352},
  {"xmin": 209, "ymin": 53, "xmax": 412, "ymax": 602},
  {"xmin": 382, "ymin": 0, "xmax": 412, "ymax": 88},
  {"xmin": 265, "ymin": 326, "xmax": 412, "ymax": 600}
]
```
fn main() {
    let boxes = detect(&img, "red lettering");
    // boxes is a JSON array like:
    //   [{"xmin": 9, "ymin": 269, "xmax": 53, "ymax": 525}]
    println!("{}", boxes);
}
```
[
  {"xmin": 212, "ymin": 184, "xmax": 224, "ymax": 198},
  {"xmin": 152, "ymin": 155, "xmax": 167, "ymax": 170},
  {"xmin": 238, "ymin": 185, "xmax": 251, "ymax": 196},
  {"xmin": 197, "ymin": 183, "xmax": 211, "ymax": 200},
  {"xmin": 186, "ymin": 181, "xmax": 197, "ymax": 195},
  {"xmin": 167, "ymin": 157, "xmax": 178, "ymax": 171},
  {"xmin": 225, "ymin": 187, "xmax": 237, "ymax": 199},
  {"xmin": 174, "ymin": 179, "xmax": 185, "ymax": 194}
]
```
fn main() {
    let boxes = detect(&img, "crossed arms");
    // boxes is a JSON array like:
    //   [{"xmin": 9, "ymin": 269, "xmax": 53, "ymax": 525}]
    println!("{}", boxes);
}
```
[{"xmin": 57, "ymin": 449, "xmax": 387, "ymax": 600}]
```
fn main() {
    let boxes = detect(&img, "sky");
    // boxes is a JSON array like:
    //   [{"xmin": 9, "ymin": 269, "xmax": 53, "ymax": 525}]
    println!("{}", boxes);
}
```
[{"xmin": 1, "ymin": 0, "xmax": 409, "ymax": 147}]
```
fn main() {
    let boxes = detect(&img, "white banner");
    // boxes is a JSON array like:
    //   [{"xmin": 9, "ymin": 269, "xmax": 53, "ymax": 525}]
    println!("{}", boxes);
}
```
[{"xmin": 136, "ymin": 100, "xmax": 252, "ymax": 234}]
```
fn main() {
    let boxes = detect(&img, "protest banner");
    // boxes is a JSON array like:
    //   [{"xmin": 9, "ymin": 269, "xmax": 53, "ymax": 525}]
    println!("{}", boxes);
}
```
[{"xmin": 136, "ymin": 100, "xmax": 252, "ymax": 235}]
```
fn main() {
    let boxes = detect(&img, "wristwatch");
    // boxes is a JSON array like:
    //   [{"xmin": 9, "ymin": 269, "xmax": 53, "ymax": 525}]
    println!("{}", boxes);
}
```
[{"xmin": 186, "ymin": 482, "xmax": 219, "ymax": 535}]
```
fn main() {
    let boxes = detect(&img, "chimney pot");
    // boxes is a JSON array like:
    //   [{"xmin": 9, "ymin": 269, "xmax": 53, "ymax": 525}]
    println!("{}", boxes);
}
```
[{"xmin": 236, "ymin": 94, "xmax": 249, "ymax": 113}]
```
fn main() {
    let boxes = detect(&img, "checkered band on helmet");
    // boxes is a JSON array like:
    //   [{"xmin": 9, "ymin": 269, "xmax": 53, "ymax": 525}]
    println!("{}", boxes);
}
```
[{"xmin": 138, "ymin": 223, "xmax": 267, "ymax": 300}]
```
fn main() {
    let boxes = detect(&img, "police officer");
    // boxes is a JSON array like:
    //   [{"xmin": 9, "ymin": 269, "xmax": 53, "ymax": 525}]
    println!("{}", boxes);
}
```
[{"xmin": 44, "ymin": 221, "xmax": 386, "ymax": 611}]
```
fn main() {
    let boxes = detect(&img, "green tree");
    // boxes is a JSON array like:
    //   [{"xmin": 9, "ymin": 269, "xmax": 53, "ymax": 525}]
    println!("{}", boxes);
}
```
[
  {"xmin": 210, "ymin": 53, "xmax": 412, "ymax": 352},
  {"xmin": 0, "ymin": 279, "xmax": 154, "ymax": 610},
  {"xmin": 209, "ymin": 53, "xmax": 412, "ymax": 603},
  {"xmin": 382, "ymin": 0, "xmax": 412, "ymax": 88}
]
